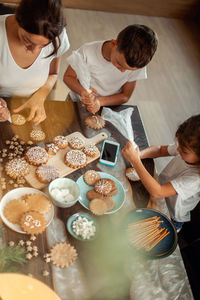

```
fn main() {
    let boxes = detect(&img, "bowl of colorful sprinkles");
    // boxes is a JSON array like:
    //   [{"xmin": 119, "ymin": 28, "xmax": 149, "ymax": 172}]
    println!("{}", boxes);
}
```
[
  {"xmin": 125, "ymin": 208, "xmax": 177, "ymax": 259},
  {"xmin": 66, "ymin": 212, "xmax": 98, "ymax": 241}
]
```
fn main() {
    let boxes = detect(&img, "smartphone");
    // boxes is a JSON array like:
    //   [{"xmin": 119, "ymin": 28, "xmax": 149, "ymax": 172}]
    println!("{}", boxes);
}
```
[{"xmin": 99, "ymin": 140, "xmax": 120, "ymax": 167}]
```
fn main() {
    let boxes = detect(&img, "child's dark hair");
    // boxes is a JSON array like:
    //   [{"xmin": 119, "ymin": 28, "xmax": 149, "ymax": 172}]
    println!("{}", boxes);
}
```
[
  {"xmin": 16, "ymin": 0, "xmax": 65, "ymax": 57},
  {"xmin": 117, "ymin": 24, "xmax": 158, "ymax": 68},
  {"xmin": 176, "ymin": 114, "xmax": 200, "ymax": 159}
]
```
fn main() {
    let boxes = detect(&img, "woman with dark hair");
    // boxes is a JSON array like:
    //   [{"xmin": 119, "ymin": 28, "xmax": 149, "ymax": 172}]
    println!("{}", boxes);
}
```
[{"xmin": 0, "ymin": 0, "xmax": 70, "ymax": 125}]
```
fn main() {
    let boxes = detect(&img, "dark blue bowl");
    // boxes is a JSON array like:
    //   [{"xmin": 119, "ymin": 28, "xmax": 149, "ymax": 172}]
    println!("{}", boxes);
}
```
[{"xmin": 125, "ymin": 208, "xmax": 177, "ymax": 259}]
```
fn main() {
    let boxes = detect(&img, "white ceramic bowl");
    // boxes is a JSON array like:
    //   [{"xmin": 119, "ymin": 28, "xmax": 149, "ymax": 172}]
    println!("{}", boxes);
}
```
[
  {"xmin": 48, "ymin": 178, "xmax": 81, "ymax": 208},
  {"xmin": 0, "ymin": 187, "xmax": 54, "ymax": 234}
]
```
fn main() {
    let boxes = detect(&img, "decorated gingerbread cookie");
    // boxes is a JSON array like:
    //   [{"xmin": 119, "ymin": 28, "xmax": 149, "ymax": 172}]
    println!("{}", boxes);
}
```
[
  {"xmin": 83, "ymin": 144, "xmax": 99, "ymax": 157},
  {"xmin": 84, "ymin": 170, "xmax": 101, "ymax": 186},
  {"xmin": 53, "ymin": 136, "xmax": 68, "ymax": 149},
  {"xmin": 11, "ymin": 114, "xmax": 26, "ymax": 125},
  {"xmin": 85, "ymin": 114, "xmax": 105, "ymax": 130},
  {"xmin": 30, "ymin": 129, "xmax": 46, "ymax": 142},
  {"xmin": 45, "ymin": 143, "xmax": 59, "ymax": 155},
  {"xmin": 94, "ymin": 178, "xmax": 117, "ymax": 196},
  {"xmin": 64, "ymin": 150, "xmax": 87, "ymax": 169},
  {"xmin": 68, "ymin": 136, "xmax": 85, "ymax": 150},
  {"xmin": 5, "ymin": 158, "xmax": 30, "ymax": 179},
  {"xmin": 36, "ymin": 164, "xmax": 59, "ymax": 184},
  {"xmin": 25, "ymin": 146, "xmax": 48, "ymax": 166},
  {"xmin": 20, "ymin": 211, "xmax": 46, "ymax": 235}
]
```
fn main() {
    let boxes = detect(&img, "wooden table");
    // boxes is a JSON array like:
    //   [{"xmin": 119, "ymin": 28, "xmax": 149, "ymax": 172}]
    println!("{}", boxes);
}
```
[{"xmin": 0, "ymin": 98, "xmax": 192, "ymax": 300}]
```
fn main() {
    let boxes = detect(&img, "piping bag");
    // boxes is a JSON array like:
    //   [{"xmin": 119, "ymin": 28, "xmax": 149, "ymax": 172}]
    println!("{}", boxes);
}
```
[
  {"xmin": 101, "ymin": 107, "xmax": 140, "ymax": 181},
  {"xmin": 101, "ymin": 107, "xmax": 137, "ymax": 148}
]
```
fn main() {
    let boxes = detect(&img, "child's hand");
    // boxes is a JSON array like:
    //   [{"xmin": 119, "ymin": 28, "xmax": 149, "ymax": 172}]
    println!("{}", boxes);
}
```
[
  {"xmin": 86, "ymin": 98, "xmax": 101, "ymax": 114},
  {"xmin": 81, "ymin": 90, "xmax": 95, "ymax": 105},
  {"xmin": 81, "ymin": 88, "xmax": 98, "ymax": 105},
  {"xmin": 122, "ymin": 141, "xmax": 141, "ymax": 166}
]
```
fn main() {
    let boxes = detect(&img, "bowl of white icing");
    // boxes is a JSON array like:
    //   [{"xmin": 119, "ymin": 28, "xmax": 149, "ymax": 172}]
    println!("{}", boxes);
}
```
[{"xmin": 48, "ymin": 178, "xmax": 81, "ymax": 208}]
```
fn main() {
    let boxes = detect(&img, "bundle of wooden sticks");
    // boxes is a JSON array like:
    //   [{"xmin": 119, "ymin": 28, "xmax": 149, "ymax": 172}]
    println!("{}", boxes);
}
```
[{"xmin": 127, "ymin": 216, "xmax": 170, "ymax": 251}]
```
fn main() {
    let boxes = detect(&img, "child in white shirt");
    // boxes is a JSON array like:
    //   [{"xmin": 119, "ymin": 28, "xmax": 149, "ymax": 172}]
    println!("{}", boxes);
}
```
[
  {"xmin": 122, "ymin": 115, "xmax": 200, "ymax": 231},
  {"xmin": 64, "ymin": 24, "xmax": 157, "ymax": 114}
]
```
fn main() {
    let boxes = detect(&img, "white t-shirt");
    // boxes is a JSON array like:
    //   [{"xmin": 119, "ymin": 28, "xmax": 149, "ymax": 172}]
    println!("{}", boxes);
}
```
[
  {"xmin": 159, "ymin": 144, "xmax": 200, "ymax": 222},
  {"xmin": 67, "ymin": 41, "xmax": 147, "ymax": 97},
  {"xmin": 0, "ymin": 15, "xmax": 70, "ymax": 97}
]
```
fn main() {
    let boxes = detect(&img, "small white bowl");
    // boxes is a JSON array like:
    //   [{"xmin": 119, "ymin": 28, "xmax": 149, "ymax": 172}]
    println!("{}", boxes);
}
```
[{"xmin": 48, "ymin": 178, "xmax": 81, "ymax": 208}]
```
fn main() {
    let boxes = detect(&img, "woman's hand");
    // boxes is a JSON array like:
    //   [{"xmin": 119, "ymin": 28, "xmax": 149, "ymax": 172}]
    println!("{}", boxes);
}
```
[
  {"xmin": 13, "ymin": 95, "xmax": 46, "ymax": 125},
  {"xmin": 0, "ymin": 98, "xmax": 10, "ymax": 122},
  {"xmin": 122, "ymin": 141, "xmax": 141, "ymax": 166}
]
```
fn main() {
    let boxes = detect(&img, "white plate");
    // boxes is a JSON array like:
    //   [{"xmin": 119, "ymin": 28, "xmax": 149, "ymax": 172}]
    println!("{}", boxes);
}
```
[
  {"xmin": 76, "ymin": 172, "xmax": 126, "ymax": 214},
  {"xmin": 0, "ymin": 187, "xmax": 54, "ymax": 234}
]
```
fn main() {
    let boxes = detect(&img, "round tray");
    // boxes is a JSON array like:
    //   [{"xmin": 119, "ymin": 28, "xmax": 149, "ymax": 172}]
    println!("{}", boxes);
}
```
[{"xmin": 125, "ymin": 208, "xmax": 177, "ymax": 259}]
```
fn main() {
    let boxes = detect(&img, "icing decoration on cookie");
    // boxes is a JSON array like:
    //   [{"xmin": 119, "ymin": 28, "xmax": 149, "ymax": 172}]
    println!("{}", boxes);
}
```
[{"xmin": 64, "ymin": 150, "xmax": 87, "ymax": 168}]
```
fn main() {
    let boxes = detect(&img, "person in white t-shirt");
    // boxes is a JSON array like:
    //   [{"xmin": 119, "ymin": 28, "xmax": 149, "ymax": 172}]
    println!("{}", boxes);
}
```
[
  {"xmin": 122, "ymin": 115, "xmax": 200, "ymax": 231},
  {"xmin": 0, "ymin": 0, "xmax": 70, "ymax": 125},
  {"xmin": 63, "ymin": 25, "xmax": 157, "ymax": 114}
]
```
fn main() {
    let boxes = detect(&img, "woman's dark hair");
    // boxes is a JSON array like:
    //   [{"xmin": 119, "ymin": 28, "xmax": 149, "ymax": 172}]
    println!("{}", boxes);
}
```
[
  {"xmin": 16, "ymin": 0, "xmax": 65, "ymax": 57},
  {"xmin": 117, "ymin": 24, "xmax": 158, "ymax": 68},
  {"xmin": 176, "ymin": 114, "xmax": 200, "ymax": 159}
]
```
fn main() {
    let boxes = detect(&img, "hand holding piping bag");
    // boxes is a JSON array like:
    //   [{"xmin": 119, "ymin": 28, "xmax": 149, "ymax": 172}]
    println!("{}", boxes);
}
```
[
  {"xmin": 86, "ymin": 98, "xmax": 101, "ymax": 114},
  {"xmin": 81, "ymin": 88, "xmax": 101, "ymax": 114},
  {"xmin": 122, "ymin": 140, "xmax": 141, "ymax": 167}
]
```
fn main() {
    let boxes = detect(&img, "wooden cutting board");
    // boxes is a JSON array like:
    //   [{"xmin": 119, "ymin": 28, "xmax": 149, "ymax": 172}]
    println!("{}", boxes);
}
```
[{"xmin": 25, "ymin": 131, "xmax": 108, "ymax": 189}]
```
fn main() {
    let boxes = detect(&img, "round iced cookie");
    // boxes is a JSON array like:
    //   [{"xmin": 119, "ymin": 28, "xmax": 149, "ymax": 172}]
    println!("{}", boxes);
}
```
[
  {"xmin": 30, "ymin": 129, "xmax": 46, "ymax": 142},
  {"xmin": 25, "ymin": 146, "xmax": 48, "ymax": 166},
  {"xmin": 64, "ymin": 150, "xmax": 87, "ymax": 169},
  {"xmin": 83, "ymin": 144, "xmax": 99, "ymax": 157},
  {"xmin": 53, "ymin": 135, "xmax": 68, "ymax": 149},
  {"xmin": 5, "ymin": 158, "xmax": 30, "ymax": 179},
  {"xmin": 36, "ymin": 164, "xmax": 59, "ymax": 184},
  {"xmin": 94, "ymin": 178, "xmax": 117, "ymax": 196},
  {"xmin": 85, "ymin": 114, "xmax": 105, "ymax": 130},
  {"xmin": 68, "ymin": 136, "xmax": 85, "ymax": 150},
  {"xmin": 45, "ymin": 143, "xmax": 59, "ymax": 155},
  {"xmin": 11, "ymin": 114, "xmax": 26, "ymax": 125},
  {"xmin": 84, "ymin": 170, "xmax": 101, "ymax": 186},
  {"xmin": 20, "ymin": 211, "xmax": 46, "ymax": 235}
]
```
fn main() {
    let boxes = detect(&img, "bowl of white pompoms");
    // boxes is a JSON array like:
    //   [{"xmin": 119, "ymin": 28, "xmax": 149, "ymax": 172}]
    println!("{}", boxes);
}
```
[
  {"xmin": 66, "ymin": 212, "xmax": 98, "ymax": 241},
  {"xmin": 48, "ymin": 178, "xmax": 81, "ymax": 208}
]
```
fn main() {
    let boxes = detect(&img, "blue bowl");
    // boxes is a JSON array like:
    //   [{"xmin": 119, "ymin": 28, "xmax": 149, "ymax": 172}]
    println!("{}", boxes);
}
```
[
  {"xmin": 125, "ymin": 208, "xmax": 177, "ymax": 259},
  {"xmin": 66, "ymin": 212, "xmax": 98, "ymax": 241}
]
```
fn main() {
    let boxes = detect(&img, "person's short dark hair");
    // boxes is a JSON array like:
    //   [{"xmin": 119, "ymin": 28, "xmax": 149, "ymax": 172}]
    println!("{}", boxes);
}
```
[
  {"xmin": 16, "ymin": 0, "xmax": 65, "ymax": 57},
  {"xmin": 117, "ymin": 24, "xmax": 158, "ymax": 68},
  {"xmin": 176, "ymin": 114, "xmax": 200, "ymax": 159}
]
